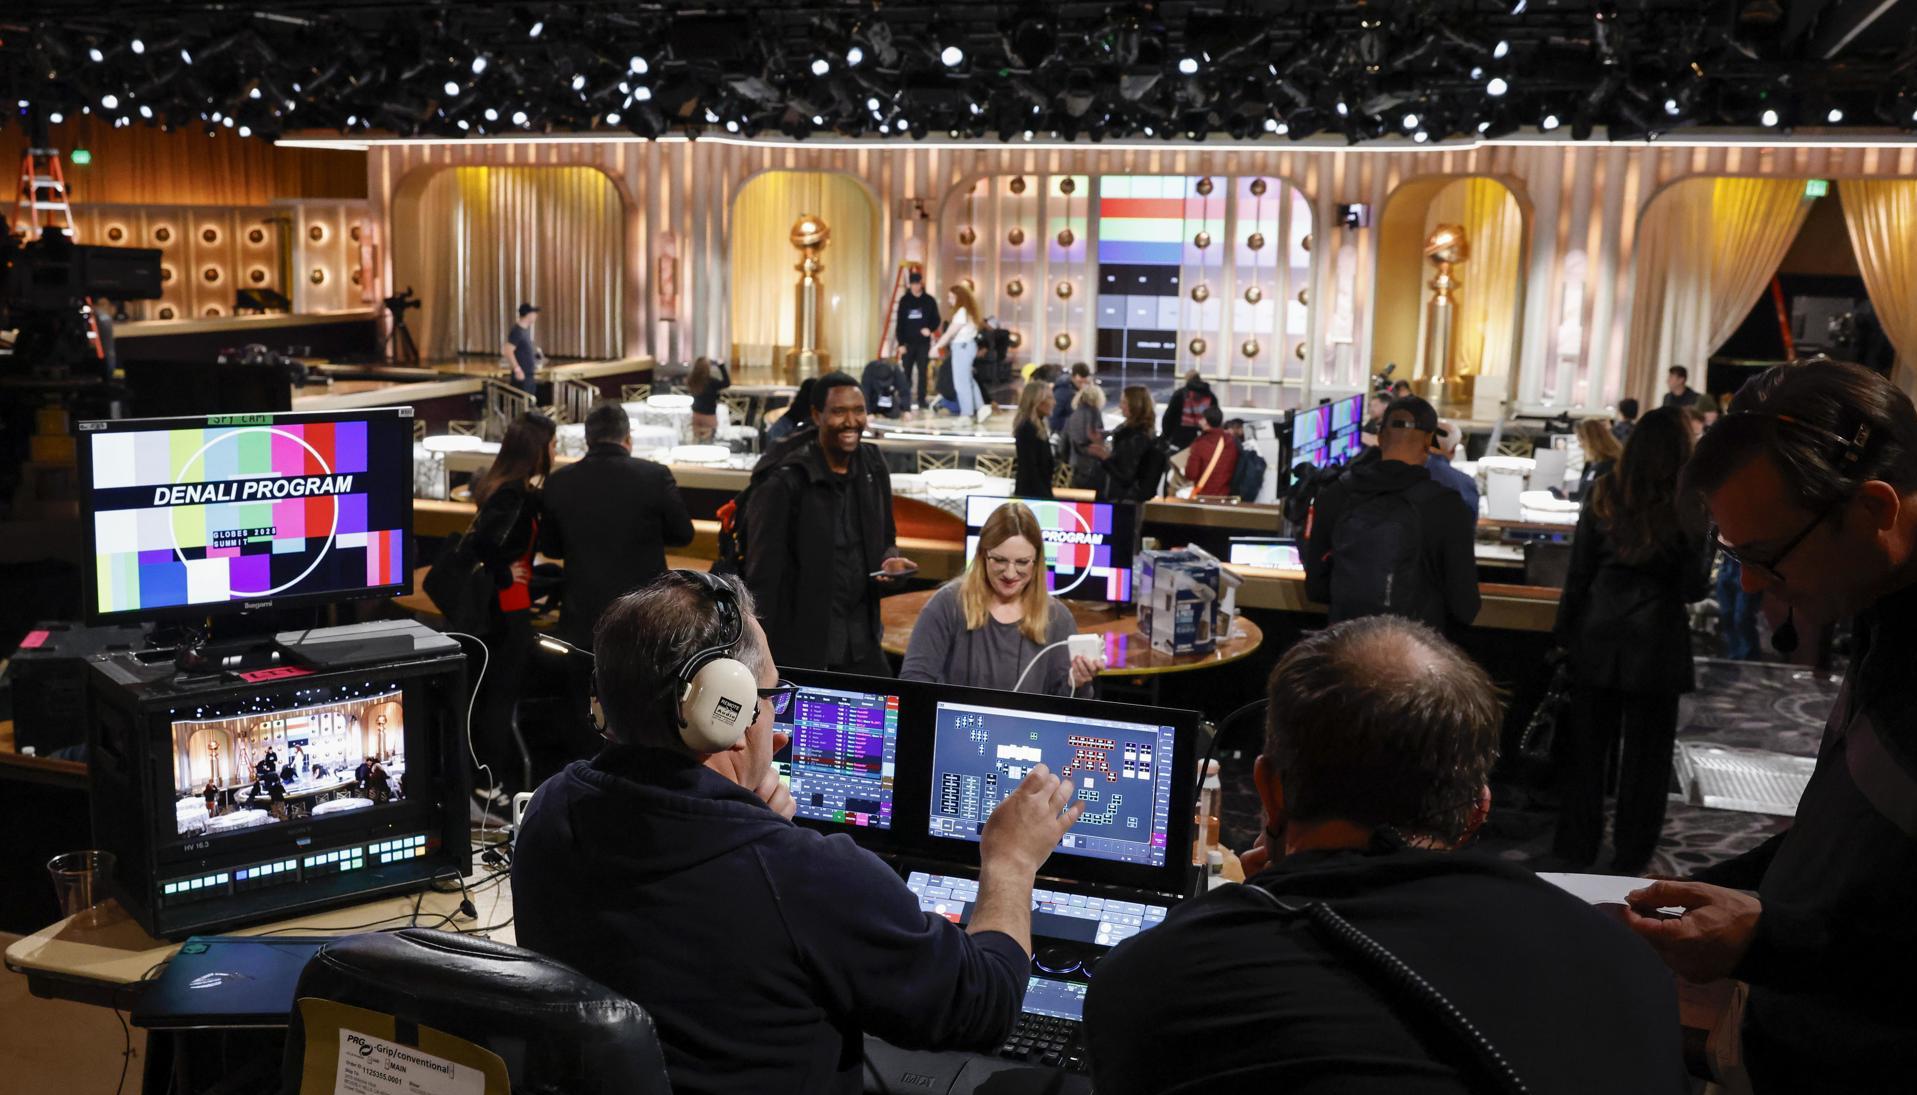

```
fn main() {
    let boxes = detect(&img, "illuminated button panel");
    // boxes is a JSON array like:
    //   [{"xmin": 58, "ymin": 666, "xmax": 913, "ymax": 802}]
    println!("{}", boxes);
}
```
[
  {"xmin": 160, "ymin": 832, "xmax": 434, "ymax": 906},
  {"xmin": 233, "ymin": 858, "xmax": 300, "ymax": 893},
  {"xmin": 161, "ymin": 871, "xmax": 232, "ymax": 905},
  {"xmin": 368, "ymin": 834, "xmax": 430, "ymax": 865}
]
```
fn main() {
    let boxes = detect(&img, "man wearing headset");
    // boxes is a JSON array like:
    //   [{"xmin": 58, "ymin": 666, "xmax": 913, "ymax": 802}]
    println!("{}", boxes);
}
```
[
  {"xmin": 512, "ymin": 571, "xmax": 1083, "ymax": 1094},
  {"xmin": 1085, "ymin": 616, "xmax": 1682, "ymax": 1094}
]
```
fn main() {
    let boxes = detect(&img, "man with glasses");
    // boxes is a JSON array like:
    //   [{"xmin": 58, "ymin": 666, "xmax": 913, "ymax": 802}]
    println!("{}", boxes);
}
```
[
  {"xmin": 1623, "ymin": 359, "xmax": 1917, "ymax": 1092},
  {"xmin": 514, "ymin": 572, "xmax": 1082, "ymax": 1094}
]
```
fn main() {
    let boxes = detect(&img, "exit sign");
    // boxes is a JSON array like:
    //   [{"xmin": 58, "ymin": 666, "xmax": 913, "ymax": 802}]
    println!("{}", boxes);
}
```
[
  {"xmin": 1805, "ymin": 179, "xmax": 1829, "ymax": 198},
  {"xmin": 69, "ymin": 149, "xmax": 92, "ymax": 165}
]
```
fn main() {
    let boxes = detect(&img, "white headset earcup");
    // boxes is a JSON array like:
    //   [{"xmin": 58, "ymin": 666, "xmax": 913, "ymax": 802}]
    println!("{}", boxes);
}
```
[{"xmin": 679, "ymin": 657, "xmax": 759, "ymax": 753}]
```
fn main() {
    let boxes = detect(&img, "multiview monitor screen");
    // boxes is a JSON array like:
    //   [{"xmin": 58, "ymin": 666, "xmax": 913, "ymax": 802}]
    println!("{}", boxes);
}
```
[
  {"xmin": 927, "ymin": 699, "xmax": 1177, "ymax": 869},
  {"xmin": 962, "ymin": 496, "xmax": 1139, "ymax": 604},
  {"xmin": 1289, "ymin": 393, "xmax": 1367, "ymax": 476},
  {"xmin": 773, "ymin": 683, "xmax": 901, "ymax": 830},
  {"xmin": 79, "ymin": 409, "xmax": 414, "ymax": 621},
  {"xmin": 169, "ymin": 690, "xmax": 411, "ymax": 842}
]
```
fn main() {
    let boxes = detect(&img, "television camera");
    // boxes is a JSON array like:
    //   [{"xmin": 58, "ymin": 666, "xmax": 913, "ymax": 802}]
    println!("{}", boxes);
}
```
[{"xmin": 1, "ymin": 218, "xmax": 163, "ymax": 379}]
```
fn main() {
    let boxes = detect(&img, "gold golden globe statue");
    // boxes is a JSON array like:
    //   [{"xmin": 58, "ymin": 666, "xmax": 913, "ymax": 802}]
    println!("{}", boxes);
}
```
[
  {"xmin": 783, "ymin": 214, "xmax": 832, "ymax": 380},
  {"xmin": 1421, "ymin": 223, "xmax": 1471, "ymax": 409}
]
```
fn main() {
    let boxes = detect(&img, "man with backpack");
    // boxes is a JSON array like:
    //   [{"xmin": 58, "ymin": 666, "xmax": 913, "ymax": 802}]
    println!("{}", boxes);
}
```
[{"xmin": 1304, "ymin": 395, "xmax": 1480, "ymax": 633}]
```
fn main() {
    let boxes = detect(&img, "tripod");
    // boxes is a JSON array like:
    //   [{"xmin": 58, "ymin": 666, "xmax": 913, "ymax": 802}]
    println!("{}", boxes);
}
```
[{"xmin": 385, "ymin": 307, "xmax": 420, "ymax": 365}]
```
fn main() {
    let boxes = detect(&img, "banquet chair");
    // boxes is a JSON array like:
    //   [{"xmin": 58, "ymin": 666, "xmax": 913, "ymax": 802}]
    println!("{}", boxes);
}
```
[
  {"xmin": 917, "ymin": 450, "xmax": 961, "ymax": 473},
  {"xmin": 975, "ymin": 453, "xmax": 1016, "ymax": 480}
]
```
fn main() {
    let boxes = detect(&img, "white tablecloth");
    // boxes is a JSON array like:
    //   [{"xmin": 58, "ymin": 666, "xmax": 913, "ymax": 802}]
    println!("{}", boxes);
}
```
[
  {"xmin": 206, "ymin": 810, "xmax": 276, "ymax": 833},
  {"xmin": 313, "ymin": 796, "xmax": 376, "ymax": 816},
  {"xmin": 890, "ymin": 473, "xmax": 1016, "ymax": 518}
]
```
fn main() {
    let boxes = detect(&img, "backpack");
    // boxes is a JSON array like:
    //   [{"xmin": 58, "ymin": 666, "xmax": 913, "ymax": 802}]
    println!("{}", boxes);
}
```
[
  {"xmin": 713, "ymin": 461, "xmax": 803, "ymax": 577},
  {"xmin": 1327, "ymin": 479, "xmax": 1445, "ymax": 623},
  {"xmin": 1228, "ymin": 445, "xmax": 1268, "ymax": 501}
]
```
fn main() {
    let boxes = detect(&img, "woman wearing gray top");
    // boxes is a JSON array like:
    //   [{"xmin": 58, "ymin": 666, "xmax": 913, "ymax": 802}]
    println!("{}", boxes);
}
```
[
  {"xmin": 1066, "ymin": 383, "xmax": 1110, "ymax": 492},
  {"xmin": 900, "ymin": 502, "xmax": 1100, "ymax": 696}
]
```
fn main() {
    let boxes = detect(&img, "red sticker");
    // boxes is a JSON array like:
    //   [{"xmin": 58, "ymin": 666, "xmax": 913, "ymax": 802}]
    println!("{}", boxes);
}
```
[
  {"xmin": 19, "ymin": 630, "xmax": 50, "ymax": 649},
  {"xmin": 236, "ymin": 665, "xmax": 314, "ymax": 683}
]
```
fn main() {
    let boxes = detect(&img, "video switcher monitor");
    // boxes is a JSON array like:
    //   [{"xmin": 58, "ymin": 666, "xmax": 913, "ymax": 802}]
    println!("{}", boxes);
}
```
[{"xmin": 774, "ymin": 682, "xmax": 900, "ymax": 830}]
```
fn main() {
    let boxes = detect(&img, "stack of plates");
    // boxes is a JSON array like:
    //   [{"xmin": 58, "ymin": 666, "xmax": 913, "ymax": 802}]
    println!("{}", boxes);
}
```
[
  {"xmin": 921, "ymin": 468, "xmax": 987, "ymax": 493},
  {"xmin": 420, "ymin": 434, "xmax": 493, "ymax": 454},
  {"xmin": 669, "ymin": 444, "xmax": 733, "ymax": 466}
]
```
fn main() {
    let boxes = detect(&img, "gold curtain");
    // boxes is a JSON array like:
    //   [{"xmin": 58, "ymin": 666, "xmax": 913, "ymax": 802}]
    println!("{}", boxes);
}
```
[
  {"xmin": 395, "ymin": 166, "xmax": 624, "ymax": 361},
  {"xmin": 1840, "ymin": 180, "xmax": 1917, "ymax": 393},
  {"xmin": 1626, "ymin": 177, "xmax": 1811, "ymax": 404},
  {"xmin": 1419, "ymin": 178, "xmax": 1523, "ymax": 384},
  {"xmin": 729, "ymin": 171, "xmax": 878, "ymax": 368},
  {"xmin": 0, "ymin": 117, "xmax": 363, "ymax": 205}
]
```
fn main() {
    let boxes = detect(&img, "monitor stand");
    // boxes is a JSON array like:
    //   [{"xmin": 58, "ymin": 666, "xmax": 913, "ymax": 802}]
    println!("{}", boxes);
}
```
[{"xmin": 144, "ymin": 611, "xmax": 316, "ymax": 679}]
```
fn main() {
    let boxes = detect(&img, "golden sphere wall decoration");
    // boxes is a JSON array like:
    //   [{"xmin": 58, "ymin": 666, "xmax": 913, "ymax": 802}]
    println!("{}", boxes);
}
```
[
  {"xmin": 1193, "ymin": 230, "xmax": 1212, "ymax": 249},
  {"xmin": 201, "ymin": 227, "xmax": 220, "ymax": 244},
  {"xmin": 957, "ymin": 226, "xmax": 978, "ymax": 247},
  {"xmin": 1007, "ymin": 330, "xmax": 1022, "ymax": 348},
  {"xmin": 1058, "ymin": 177, "xmax": 1077, "ymax": 195},
  {"xmin": 201, "ymin": 266, "xmax": 221, "ymax": 283},
  {"xmin": 962, "ymin": 277, "xmax": 977, "ymax": 293},
  {"xmin": 1294, "ymin": 341, "xmax": 1308, "ymax": 360},
  {"xmin": 1300, "ymin": 234, "xmax": 1313, "ymax": 252},
  {"xmin": 1297, "ymin": 287, "xmax": 1310, "ymax": 306},
  {"xmin": 1008, "ymin": 226, "xmax": 1026, "ymax": 246},
  {"xmin": 1190, "ymin": 284, "xmax": 1211, "ymax": 303},
  {"xmin": 1241, "ymin": 338, "xmax": 1261, "ymax": 358},
  {"xmin": 204, "ymin": 306, "xmax": 222, "ymax": 318},
  {"xmin": 1196, "ymin": 177, "xmax": 1215, "ymax": 196},
  {"xmin": 1009, "ymin": 175, "xmax": 1027, "ymax": 194},
  {"xmin": 350, "ymin": 225, "xmax": 362, "ymax": 242},
  {"xmin": 309, "ymin": 268, "xmax": 326, "ymax": 285},
  {"xmin": 1247, "ymin": 232, "xmax": 1267, "ymax": 251},
  {"xmin": 1250, "ymin": 178, "xmax": 1269, "ymax": 197},
  {"xmin": 351, "ymin": 269, "xmax": 363, "ymax": 286},
  {"xmin": 106, "ymin": 224, "xmax": 126, "ymax": 242},
  {"xmin": 1189, "ymin": 337, "xmax": 1208, "ymax": 356},
  {"xmin": 307, "ymin": 224, "xmax": 326, "ymax": 243},
  {"xmin": 1006, "ymin": 278, "xmax": 1025, "ymax": 298},
  {"xmin": 158, "ymin": 307, "xmax": 176, "ymax": 320},
  {"xmin": 1244, "ymin": 285, "xmax": 1264, "ymax": 304},
  {"xmin": 1054, "ymin": 333, "xmax": 1073, "ymax": 352},
  {"xmin": 1056, "ymin": 227, "xmax": 1075, "ymax": 248},
  {"xmin": 248, "ymin": 268, "xmax": 267, "ymax": 284},
  {"xmin": 159, "ymin": 265, "xmax": 174, "ymax": 283},
  {"xmin": 1055, "ymin": 280, "xmax": 1073, "ymax": 300},
  {"xmin": 246, "ymin": 226, "xmax": 266, "ymax": 245},
  {"xmin": 154, "ymin": 226, "xmax": 172, "ymax": 243}
]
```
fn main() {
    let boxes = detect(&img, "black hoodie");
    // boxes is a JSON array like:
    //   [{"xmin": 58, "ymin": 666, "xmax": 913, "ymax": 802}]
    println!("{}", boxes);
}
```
[
  {"xmin": 513, "ymin": 746, "xmax": 1027, "ymax": 1094},
  {"xmin": 1302, "ymin": 457, "xmax": 1481, "ymax": 631}
]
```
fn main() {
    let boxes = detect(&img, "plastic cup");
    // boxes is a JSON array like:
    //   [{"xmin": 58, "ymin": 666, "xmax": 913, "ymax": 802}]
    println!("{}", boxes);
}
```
[{"xmin": 47, "ymin": 850, "xmax": 116, "ymax": 928}]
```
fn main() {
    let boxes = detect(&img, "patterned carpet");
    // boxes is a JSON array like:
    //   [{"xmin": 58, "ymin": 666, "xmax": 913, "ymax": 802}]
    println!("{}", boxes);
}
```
[{"xmin": 1218, "ymin": 656, "xmax": 1835, "ymax": 878}]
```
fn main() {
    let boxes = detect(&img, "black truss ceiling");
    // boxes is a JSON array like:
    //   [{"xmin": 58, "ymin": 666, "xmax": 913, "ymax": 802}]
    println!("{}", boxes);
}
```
[{"xmin": 5, "ymin": 2, "xmax": 1916, "ymax": 144}]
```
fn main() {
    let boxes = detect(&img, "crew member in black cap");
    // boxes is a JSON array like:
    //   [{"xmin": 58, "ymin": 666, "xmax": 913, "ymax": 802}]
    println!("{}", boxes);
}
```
[
  {"xmin": 504, "ymin": 302, "xmax": 544, "ymax": 399},
  {"xmin": 895, "ymin": 270, "xmax": 940, "ymax": 411},
  {"xmin": 1303, "ymin": 394, "xmax": 1480, "ymax": 633}
]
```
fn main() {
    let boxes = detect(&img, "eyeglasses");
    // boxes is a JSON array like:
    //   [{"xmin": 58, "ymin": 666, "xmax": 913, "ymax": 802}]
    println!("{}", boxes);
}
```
[
  {"xmin": 985, "ymin": 553, "xmax": 1037, "ymax": 573},
  {"xmin": 757, "ymin": 679, "xmax": 799, "ymax": 718},
  {"xmin": 1710, "ymin": 499, "xmax": 1842, "ymax": 582}
]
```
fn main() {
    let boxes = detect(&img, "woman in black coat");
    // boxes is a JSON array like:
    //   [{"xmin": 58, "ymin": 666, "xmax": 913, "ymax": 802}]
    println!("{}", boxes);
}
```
[
  {"xmin": 1551, "ymin": 407, "xmax": 1712, "ymax": 872},
  {"xmin": 1011, "ymin": 380, "xmax": 1055, "ymax": 499},
  {"xmin": 1100, "ymin": 385, "xmax": 1162, "ymax": 503}
]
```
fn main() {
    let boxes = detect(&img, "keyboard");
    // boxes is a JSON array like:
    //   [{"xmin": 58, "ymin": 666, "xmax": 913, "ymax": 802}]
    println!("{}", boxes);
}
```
[
  {"xmin": 997, "ymin": 1010, "xmax": 1088, "ymax": 1072},
  {"xmin": 905, "ymin": 870, "xmax": 1169, "ymax": 947}
]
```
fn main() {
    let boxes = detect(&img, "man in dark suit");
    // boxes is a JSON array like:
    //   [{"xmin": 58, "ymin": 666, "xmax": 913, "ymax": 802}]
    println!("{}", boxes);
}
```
[
  {"xmin": 895, "ymin": 271, "xmax": 939, "ymax": 410},
  {"xmin": 541, "ymin": 401, "xmax": 696, "ymax": 740}
]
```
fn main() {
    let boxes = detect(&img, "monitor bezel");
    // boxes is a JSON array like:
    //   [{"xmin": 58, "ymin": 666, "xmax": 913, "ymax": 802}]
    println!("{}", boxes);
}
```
[
  {"xmin": 960, "ymin": 495, "xmax": 1142, "ymax": 606},
  {"xmin": 77, "ymin": 407, "xmax": 417, "ymax": 625}
]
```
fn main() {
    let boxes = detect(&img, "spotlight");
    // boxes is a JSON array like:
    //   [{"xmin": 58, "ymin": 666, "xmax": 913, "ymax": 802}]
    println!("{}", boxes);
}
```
[
  {"xmin": 101, "ymin": 94, "xmax": 119, "ymax": 109},
  {"xmin": 811, "ymin": 58, "xmax": 829, "ymax": 76},
  {"xmin": 605, "ymin": 112, "xmax": 621, "ymax": 125},
  {"xmin": 472, "ymin": 56, "xmax": 488, "ymax": 75},
  {"xmin": 725, "ymin": 119, "xmax": 740, "ymax": 132},
  {"xmin": 1487, "ymin": 77, "xmax": 1509, "ymax": 97},
  {"xmin": 484, "ymin": 107, "xmax": 498, "ymax": 121},
  {"xmin": 866, "ymin": 96, "xmax": 881, "ymax": 111},
  {"xmin": 1335, "ymin": 101, "xmax": 1349, "ymax": 116},
  {"xmin": 181, "ymin": 48, "xmax": 194, "ymax": 65},
  {"xmin": 529, "ymin": 21, "xmax": 544, "ymax": 39},
  {"xmin": 632, "ymin": 86, "xmax": 651, "ymax": 102},
  {"xmin": 249, "ymin": 87, "xmax": 262, "ymax": 99},
  {"xmin": 1402, "ymin": 112, "xmax": 1419, "ymax": 129},
  {"xmin": 1826, "ymin": 108, "xmax": 1844, "ymax": 123},
  {"xmin": 812, "ymin": 114, "xmax": 823, "ymax": 125},
  {"xmin": 1493, "ymin": 40, "xmax": 1510, "ymax": 59},
  {"xmin": 512, "ymin": 109, "xmax": 528, "ymax": 125},
  {"xmin": 941, "ymin": 45, "xmax": 964, "ymax": 67},
  {"xmin": 845, "ymin": 45, "xmax": 863, "ymax": 67},
  {"xmin": 238, "ymin": 125, "xmax": 251, "ymax": 137},
  {"xmin": 50, "ymin": 111, "xmax": 65, "ymax": 124},
  {"xmin": 444, "ymin": 80, "xmax": 460, "ymax": 96},
  {"xmin": 1541, "ymin": 113, "xmax": 1561, "ymax": 130},
  {"xmin": 1414, "ymin": 131, "xmax": 1429, "ymax": 143},
  {"xmin": 346, "ymin": 114, "xmax": 357, "ymax": 125},
  {"xmin": 131, "ymin": 38, "xmax": 145, "ymax": 55},
  {"xmin": 1178, "ymin": 57, "xmax": 1199, "ymax": 75},
  {"xmin": 88, "ymin": 47, "xmax": 105, "ymax": 63},
  {"xmin": 1665, "ymin": 98, "xmax": 1681, "ymax": 115},
  {"xmin": 629, "ymin": 56, "xmax": 648, "ymax": 75},
  {"xmin": 571, "ymin": 74, "xmax": 586, "ymax": 91},
  {"xmin": 1761, "ymin": 108, "xmax": 1779, "ymax": 126},
  {"xmin": 138, "ymin": 104, "xmax": 152, "ymax": 118}
]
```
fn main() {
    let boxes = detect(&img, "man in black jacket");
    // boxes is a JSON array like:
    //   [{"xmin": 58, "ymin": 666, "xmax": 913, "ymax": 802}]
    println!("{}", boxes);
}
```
[
  {"xmin": 895, "ymin": 270, "xmax": 939, "ymax": 410},
  {"xmin": 1661, "ymin": 364, "xmax": 1701, "ymax": 410},
  {"xmin": 1159, "ymin": 369, "xmax": 1216, "ymax": 449},
  {"xmin": 1624, "ymin": 360, "xmax": 1917, "ymax": 1093},
  {"xmin": 745, "ymin": 373, "xmax": 916, "ymax": 673},
  {"xmin": 1304, "ymin": 395, "xmax": 1480, "ymax": 632},
  {"xmin": 540, "ymin": 401, "xmax": 695, "ymax": 648},
  {"xmin": 514, "ymin": 573, "xmax": 1084, "ymax": 1094},
  {"xmin": 1086, "ymin": 617, "xmax": 1685, "ymax": 1094}
]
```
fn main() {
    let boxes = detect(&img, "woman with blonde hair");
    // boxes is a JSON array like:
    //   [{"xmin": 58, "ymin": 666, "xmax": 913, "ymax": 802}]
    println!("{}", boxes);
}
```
[
  {"xmin": 900, "ymin": 502, "xmax": 1098, "ymax": 695},
  {"xmin": 1572, "ymin": 416, "xmax": 1624, "ymax": 501},
  {"xmin": 932, "ymin": 283, "xmax": 986, "ymax": 421},
  {"xmin": 1012, "ymin": 379, "xmax": 1056, "ymax": 498},
  {"xmin": 1065, "ymin": 381, "xmax": 1110, "ymax": 490}
]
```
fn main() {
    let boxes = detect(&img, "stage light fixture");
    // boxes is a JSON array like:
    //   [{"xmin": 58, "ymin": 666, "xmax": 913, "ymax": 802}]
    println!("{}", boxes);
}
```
[
  {"xmin": 811, "ymin": 58, "xmax": 830, "ymax": 76},
  {"xmin": 846, "ymin": 45, "xmax": 864, "ymax": 67},
  {"xmin": 725, "ymin": 118, "xmax": 740, "ymax": 131},
  {"xmin": 444, "ymin": 81, "xmax": 460, "ymax": 96},
  {"xmin": 1827, "ymin": 108, "xmax": 1843, "ymax": 123},
  {"xmin": 1178, "ymin": 57, "xmax": 1199, "ymax": 75},
  {"xmin": 1541, "ymin": 113, "xmax": 1560, "ymax": 129},
  {"xmin": 633, "ymin": 86, "xmax": 652, "ymax": 101},
  {"xmin": 181, "ymin": 48, "xmax": 193, "ymax": 65},
  {"xmin": 529, "ymin": 21, "xmax": 545, "ymax": 40},
  {"xmin": 101, "ymin": 94, "xmax": 118, "ymax": 109},
  {"xmin": 1335, "ymin": 101, "xmax": 1349, "ymax": 116},
  {"xmin": 484, "ymin": 107, "xmax": 498, "ymax": 121},
  {"xmin": 941, "ymin": 45, "xmax": 964, "ymax": 68},
  {"xmin": 571, "ymin": 74, "xmax": 586, "ymax": 91},
  {"xmin": 1664, "ymin": 97, "xmax": 1680, "ymax": 115},
  {"xmin": 457, "ymin": 119, "xmax": 470, "ymax": 130},
  {"xmin": 1487, "ymin": 77, "xmax": 1508, "ymax": 96},
  {"xmin": 238, "ymin": 125, "xmax": 251, "ymax": 137},
  {"xmin": 1402, "ymin": 112, "xmax": 1418, "ymax": 129},
  {"xmin": 139, "ymin": 104, "xmax": 152, "ymax": 118},
  {"xmin": 131, "ymin": 38, "xmax": 145, "ymax": 55},
  {"xmin": 50, "ymin": 111, "xmax": 65, "ymax": 124},
  {"xmin": 88, "ymin": 46, "xmax": 105, "ymax": 63},
  {"xmin": 472, "ymin": 56, "xmax": 488, "ymax": 75},
  {"xmin": 1493, "ymin": 39, "xmax": 1510, "ymax": 60},
  {"xmin": 1414, "ymin": 131, "xmax": 1429, "ymax": 142},
  {"xmin": 512, "ymin": 109, "xmax": 528, "ymax": 125},
  {"xmin": 1761, "ymin": 108, "xmax": 1778, "ymax": 126},
  {"xmin": 630, "ymin": 56, "xmax": 648, "ymax": 74},
  {"xmin": 866, "ymin": 96, "xmax": 881, "ymax": 111}
]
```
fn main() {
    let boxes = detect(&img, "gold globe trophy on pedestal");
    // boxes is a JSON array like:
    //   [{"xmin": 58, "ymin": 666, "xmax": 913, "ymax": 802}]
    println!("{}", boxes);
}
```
[
  {"xmin": 783, "ymin": 214, "xmax": 832, "ymax": 382},
  {"xmin": 1420, "ymin": 224, "xmax": 1472, "ymax": 411}
]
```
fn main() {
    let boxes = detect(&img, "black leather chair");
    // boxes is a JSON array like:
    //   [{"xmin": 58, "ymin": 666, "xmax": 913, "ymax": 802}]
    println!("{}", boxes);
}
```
[{"xmin": 280, "ymin": 929, "xmax": 672, "ymax": 1094}]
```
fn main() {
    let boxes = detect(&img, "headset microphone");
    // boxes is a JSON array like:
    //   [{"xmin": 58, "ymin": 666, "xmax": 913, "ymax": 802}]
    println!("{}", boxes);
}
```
[{"xmin": 1771, "ymin": 609, "xmax": 1799, "ymax": 655}]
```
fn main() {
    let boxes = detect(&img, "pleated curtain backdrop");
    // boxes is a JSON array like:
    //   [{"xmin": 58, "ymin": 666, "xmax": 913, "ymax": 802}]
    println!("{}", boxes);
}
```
[
  {"xmin": 1626, "ymin": 178, "xmax": 1811, "ymax": 404},
  {"xmin": 1417, "ymin": 178, "xmax": 1524, "ymax": 394},
  {"xmin": 729, "ymin": 171, "xmax": 879, "ymax": 370},
  {"xmin": 1840, "ymin": 180, "xmax": 1917, "ymax": 394},
  {"xmin": 395, "ymin": 166, "xmax": 625, "ymax": 361}
]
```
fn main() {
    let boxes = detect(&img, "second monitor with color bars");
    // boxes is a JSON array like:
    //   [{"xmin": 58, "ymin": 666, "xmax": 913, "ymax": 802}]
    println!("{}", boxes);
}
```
[{"xmin": 962, "ymin": 496, "xmax": 1140, "ymax": 604}]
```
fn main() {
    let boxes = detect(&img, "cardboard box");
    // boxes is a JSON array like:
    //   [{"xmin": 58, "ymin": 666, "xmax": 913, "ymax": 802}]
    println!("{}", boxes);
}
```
[{"xmin": 1135, "ymin": 548, "xmax": 1221, "ymax": 656}]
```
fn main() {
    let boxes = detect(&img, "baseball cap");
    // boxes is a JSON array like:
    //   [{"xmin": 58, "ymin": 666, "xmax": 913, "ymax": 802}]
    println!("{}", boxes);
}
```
[
  {"xmin": 517, "ymin": 302, "xmax": 541, "ymax": 317},
  {"xmin": 1382, "ymin": 394, "xmax": 1447, "ymax": 437},
  {"xmin": 907, "ymin": 270, "xmax": 923, "ymax": 284}
]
